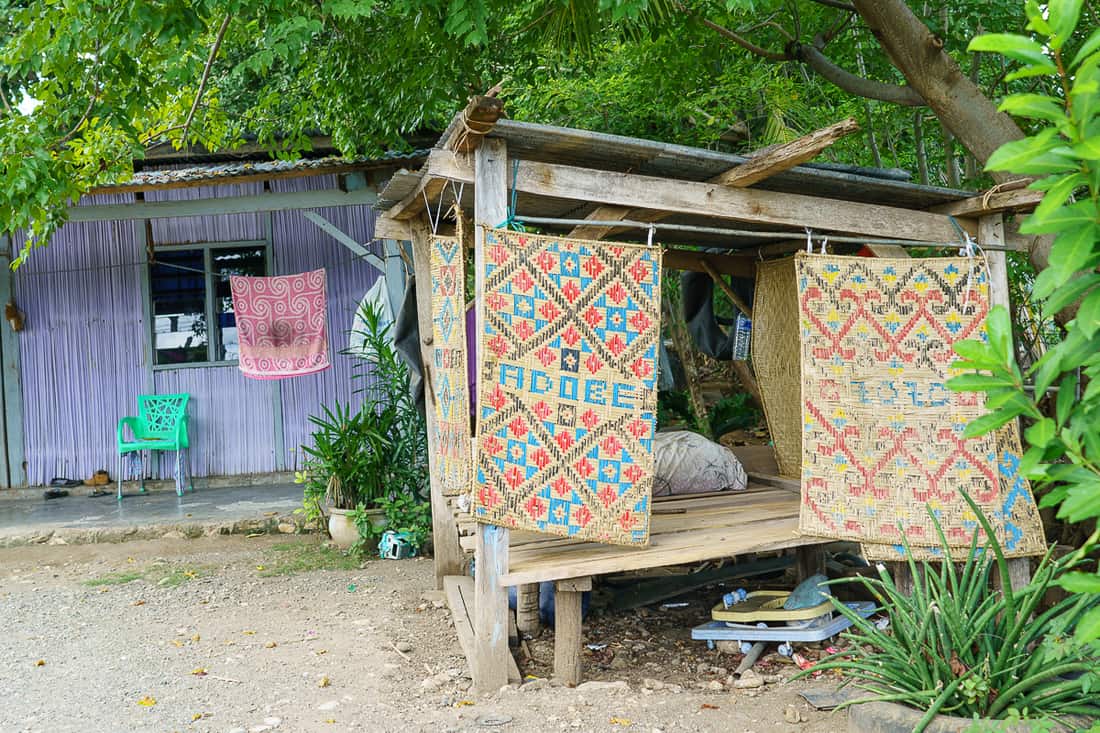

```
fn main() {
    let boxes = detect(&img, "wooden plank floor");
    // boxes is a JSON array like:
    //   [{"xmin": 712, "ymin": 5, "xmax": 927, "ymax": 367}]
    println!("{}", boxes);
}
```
[{"xmin": 461, "ymin": 485, "xmax": 824, "ymax": 586}]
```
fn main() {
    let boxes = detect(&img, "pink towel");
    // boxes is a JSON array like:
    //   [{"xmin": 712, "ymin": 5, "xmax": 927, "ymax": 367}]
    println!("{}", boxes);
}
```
[{"xmin": 230, "ymin": 269, "xmax": 330, "ymax": 380}]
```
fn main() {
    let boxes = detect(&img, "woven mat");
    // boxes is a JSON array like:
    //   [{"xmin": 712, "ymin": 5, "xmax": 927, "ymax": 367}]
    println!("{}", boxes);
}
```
[
  {"xmin": 429, "ymin": 234, "xmax": 472, "ymax": 497},
  {"xmin": 796, "ymin": 253, "xmax": 1044, "ymax": 557},
  {"xmin": 752, "ymin": 257, "xmax": 801, "ymax": 477},
  {"xmin": 472, "ymin": 229, "xmax": 662, "ymax": 546}
]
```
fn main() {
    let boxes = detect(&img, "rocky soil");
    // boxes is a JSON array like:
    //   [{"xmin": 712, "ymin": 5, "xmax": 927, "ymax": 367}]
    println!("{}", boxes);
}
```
[{"xmin": 0, "ymin": 536, "xmax": 848, "ymax": 732}]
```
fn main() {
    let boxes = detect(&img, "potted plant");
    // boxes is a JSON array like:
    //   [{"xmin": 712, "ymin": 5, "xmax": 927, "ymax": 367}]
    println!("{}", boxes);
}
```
[
  {"xmin": 804, "ymin": 496, "xmax": 1100, "ymax": 733},
  {"xmin": 298, "ymin": 300, "xmax": 430, "ymax": 552},
  {"xmin": 343, "ymin": 301, "xmax": 431, "ymax": 554},
  {"xmin": 297, "ymin": 400, "xmax": 387, "ymax": 549}
]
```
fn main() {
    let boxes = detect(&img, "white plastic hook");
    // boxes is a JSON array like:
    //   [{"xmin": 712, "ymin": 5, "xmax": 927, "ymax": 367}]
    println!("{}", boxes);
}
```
[
  {"xmin": 647, "ymin": 224, "xmax": 656, "ymax": 248},
  {"xmin": 805, "ymin": 227, "xmax": 814, "ymax": 253},
  {"xmin": 819, "ymin": 236, "xmax": 828, "ymax": 255}
]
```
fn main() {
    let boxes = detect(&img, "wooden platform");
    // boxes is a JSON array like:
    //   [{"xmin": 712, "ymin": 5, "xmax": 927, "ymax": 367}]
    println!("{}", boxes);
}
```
[
  {"xmin": 446, "ymin": 483, "xmax": 831, "ymax": 689},
  {"xmin": 460, "ymin": 484, "xmax": 818, "ymax": 586}
]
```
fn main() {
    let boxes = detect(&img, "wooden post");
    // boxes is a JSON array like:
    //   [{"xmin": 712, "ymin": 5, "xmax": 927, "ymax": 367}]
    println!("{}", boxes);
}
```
[
  {"xmin": 472, "ymin": 137, "xmax": 512, "ymax": 694},
  {"xmin": 553, "ymin": 577, "xmax": 592, "ymax": 686},
  {"xmin": 410, "ymin": 219, "xmax": 465, "ymax": 588},
  {"xmin": 980, "ymin": 213, "xmax": 1032, "ymax": 592},
  {"xmin": 795, "ymin": 545, "xmax": 826, "ymax": 582},
  {"xmin": 473, "ymin": 524, "xmax": 510, "ymax": 692},
  {"xmin": 515, "ymin": 583, "xmax": 541, "ymax": 636}
]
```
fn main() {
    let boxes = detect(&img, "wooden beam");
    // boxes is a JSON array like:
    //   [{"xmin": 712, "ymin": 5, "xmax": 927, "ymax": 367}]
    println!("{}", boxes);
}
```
[
  {"xmin": 444, "ymin": 575, "xmax": 521, "ymax": 684},
  {"xmin": 700, "ymin": 260, "xmax": 753, "ymax": 319},
  {"xmin": 553, "ymin": 578, "xmax": 591, "ymax": 685},
  {"xmin": 662, "ymin": 249, "xmax": 755, "ymax": 278},
  {"xmin": 568, "ymin": 118, "xmax": 860, "ymax": 240},
  {"xmin": 711, "ymin": 117, "xmax": 860, "ymax": 188},
  {"xmin": 67, "ymin": 187, "xmax": 378, "ymax": 223},
  {"xmin": 387, "ymin": 174, "xmax": 450, "ymax": 222},
  {"xmin": 446, "ymin": 95, "xmax": 506, "ymax": 153},
  {"xmin": 374, "ymin": 216, "xmax": 414, "ymax": 241},
  {"xmin": 930, "ymin": 185, "xmax": 1042, "ymax": 218},
  {"xmin": 301, "ymin": 211, "xmax": 384, "ymax": 271},
  {"xmin": 979, "ymin": 213, "xmax": 1034, "ymax": 592},
  {"xmin": 472, "ymin": 137, "xmax": 512, "ymax": 695},
  {"xmin": 425, "ymin": 151, "xmax": 977, "ymax": 244}
]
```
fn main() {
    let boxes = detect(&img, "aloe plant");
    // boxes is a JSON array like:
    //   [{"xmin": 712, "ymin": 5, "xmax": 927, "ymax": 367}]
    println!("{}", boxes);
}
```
[{"xmin": 802, "ymin": 494, "xmax": 1100, "ymax": 732}]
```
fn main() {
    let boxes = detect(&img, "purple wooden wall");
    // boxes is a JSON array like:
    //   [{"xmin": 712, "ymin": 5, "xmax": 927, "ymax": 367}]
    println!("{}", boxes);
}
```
[
  {"xmin": 271, "ymin": 175, "xmax": 379, "ymax": 470},
  {"xmin": 154, "ymin": 366, "xmax": 276, "ymax": 477},
  {"xmin": 13, "ymin": 176, "xmax": 381, "ymax": 486},
  {"xmin": 14, "ymin": 195, "xmax": 146, "ymax": 485}
]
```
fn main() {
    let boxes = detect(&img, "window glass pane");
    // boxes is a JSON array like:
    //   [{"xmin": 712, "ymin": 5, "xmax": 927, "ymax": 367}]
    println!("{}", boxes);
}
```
[
  {"xmin": 212, "ymin": 246, "xmax": 267, "ymax": 362},
  {"xmin": 150, "ymin": 250, "xmax": 208, "ymax": 364}
]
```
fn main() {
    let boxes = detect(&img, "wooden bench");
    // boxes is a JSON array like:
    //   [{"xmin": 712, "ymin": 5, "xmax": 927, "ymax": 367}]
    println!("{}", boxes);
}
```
[{"xmin": 442, "ymin": 447, "xmax": 831, "ymax": 691}]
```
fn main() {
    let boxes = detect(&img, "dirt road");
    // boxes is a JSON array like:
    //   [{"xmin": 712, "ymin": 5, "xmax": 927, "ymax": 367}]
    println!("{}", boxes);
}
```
[{"xmin": 0, "ymin": 536, "xmax": 845, "ymax": 732}]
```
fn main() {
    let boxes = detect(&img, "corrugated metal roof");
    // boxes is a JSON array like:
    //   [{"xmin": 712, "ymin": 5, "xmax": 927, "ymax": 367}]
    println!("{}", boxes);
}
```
[{"xmin": 95, "ymin": 150, "xmax": 429, "ymax": 194}]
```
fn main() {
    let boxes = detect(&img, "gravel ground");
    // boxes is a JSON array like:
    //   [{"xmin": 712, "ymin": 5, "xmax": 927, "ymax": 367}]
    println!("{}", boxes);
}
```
[{"xmin": 0, "ymin": 536, "xmax": 848, "ymax": 732}]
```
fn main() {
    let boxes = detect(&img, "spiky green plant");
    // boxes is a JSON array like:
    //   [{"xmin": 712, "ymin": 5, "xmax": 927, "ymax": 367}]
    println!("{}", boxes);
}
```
[{"xmin": 802, "ymin": 494, "xmax": 1100, "ymax": 732}]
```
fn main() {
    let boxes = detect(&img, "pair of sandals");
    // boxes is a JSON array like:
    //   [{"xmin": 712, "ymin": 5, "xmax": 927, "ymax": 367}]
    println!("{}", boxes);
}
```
[{"xmin": 47, "ymin": 470, "xmax": 111, "ymax": 499}]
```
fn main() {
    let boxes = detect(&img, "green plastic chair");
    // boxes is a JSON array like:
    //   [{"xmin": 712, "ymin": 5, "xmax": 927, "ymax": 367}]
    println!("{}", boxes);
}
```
[{"xmin": 117, "ymin": 393, "xmax": 193, "ymax": 500}]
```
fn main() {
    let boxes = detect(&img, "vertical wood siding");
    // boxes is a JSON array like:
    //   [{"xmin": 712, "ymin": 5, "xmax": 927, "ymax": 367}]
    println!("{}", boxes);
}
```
[
  {"xmin": 13, "ymin": 177, "xmax": 382, "ymax": 486},
  {"xmin": 148, "ymin": 180, "xmax": 266, "ymax": 244},
  {"xmin": 14, "ymin": 197, "xmax": 147, "ymax": 485},
  {"xmin": 153, "ymin": 366, "xmax": 276, "ymax": 477},
  {"xmin": 270, "ymin": 175, "xmax": 380, "ymax": 469}
]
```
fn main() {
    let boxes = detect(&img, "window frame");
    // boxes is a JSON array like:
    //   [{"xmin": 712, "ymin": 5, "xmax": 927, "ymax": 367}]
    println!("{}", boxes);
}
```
[{"xmin": 147, "ymin": 239, "xmax": 272, "ymax": 371}]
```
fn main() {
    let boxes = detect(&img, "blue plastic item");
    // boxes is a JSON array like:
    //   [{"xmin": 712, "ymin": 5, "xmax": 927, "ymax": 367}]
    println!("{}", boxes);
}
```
[
  {"xmin": 378, "ymin": 530, "xmax": 416, "ymax": 559},
  {"xmin": 722, "ymin": 588, "xmax": 749, "ymax": 608},
  {"xmin": 506, "ymin": 582, "xmax": 590, "ymax": 625},
  {"xmin": 692, "ymin": 601, "xmax": 876, "ymax": 651}
]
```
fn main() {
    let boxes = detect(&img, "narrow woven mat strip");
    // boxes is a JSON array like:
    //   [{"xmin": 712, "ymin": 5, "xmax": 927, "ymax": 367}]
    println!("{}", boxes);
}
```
[
  {"xmin": 751, "ymin": 256, "xmax": 801, "ymax": 477},
  {"xmin": 429, "ymin": 235, "xmax": 472, "ymax": 497},
  {"xmin": 472, "ymin": 229, "xmax": 662, "ymax": 546},
  {"xmin": 796, "ymin": 252, "xmax": 1044, "ymax": 557}
]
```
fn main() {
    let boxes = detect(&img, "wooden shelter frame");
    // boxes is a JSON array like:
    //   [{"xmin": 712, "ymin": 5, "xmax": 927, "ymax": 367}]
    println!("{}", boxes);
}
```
[{"xmin": 373, "ymin": 98, "xmax": 1039, "ymax": 693}]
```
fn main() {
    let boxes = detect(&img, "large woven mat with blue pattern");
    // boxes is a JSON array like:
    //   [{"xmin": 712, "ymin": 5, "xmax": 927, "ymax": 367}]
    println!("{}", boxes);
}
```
[{"xmin": 473, "ymin": 229, "xmax": 662, "ymax": 546}]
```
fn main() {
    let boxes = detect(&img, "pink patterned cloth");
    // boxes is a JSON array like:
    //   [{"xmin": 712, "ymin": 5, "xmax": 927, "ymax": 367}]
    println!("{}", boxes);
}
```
[{"xmin": 229, "ymin": 269, "xmax": 330, "ymax": 380}]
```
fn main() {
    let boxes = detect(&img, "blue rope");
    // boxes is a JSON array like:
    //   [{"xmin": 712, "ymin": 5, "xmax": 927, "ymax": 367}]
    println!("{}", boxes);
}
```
[{"xmin": 495, "ymin": 159, "xmax": 526, "ymax": 232}]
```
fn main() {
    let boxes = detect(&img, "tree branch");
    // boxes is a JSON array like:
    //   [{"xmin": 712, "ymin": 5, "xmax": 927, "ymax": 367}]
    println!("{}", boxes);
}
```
[
  {"xmin": 55, "ymin": 93, "xmax": 97, "ymax": 147},
  {"xmin": 696, "ymin": 15, "xmax": 791, "ymax": 61},
  {"xmin": 180, "ymin": 13, "xmax": 232, "ymax": 147},
  {"xmin": 799, "ymin": 43, "xmax": 925, "ymax": 106},
  {"xmin": 805, "ymin": 0, "xmax": 857, "ymax": 11},
  {"xmin": 673, "ymin": 0, "xmax": 791, "ymax": 61},
  {"xmin": 0, "ymin": 82, "xmax": 13, "ymax": 117}
]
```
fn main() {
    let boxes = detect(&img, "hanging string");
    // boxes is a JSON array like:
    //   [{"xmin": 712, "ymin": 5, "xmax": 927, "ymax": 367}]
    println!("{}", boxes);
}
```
[
  {"xmin": 422, "ymin": 185, "xmax": 448, "ymax": 235},
  {"xmin": 495, "ymin": 159, "xmax": 525, "ymax": 231},
  {"xmin": 950, "ymin": 216, "xmax": 981, "ymax": 309}
]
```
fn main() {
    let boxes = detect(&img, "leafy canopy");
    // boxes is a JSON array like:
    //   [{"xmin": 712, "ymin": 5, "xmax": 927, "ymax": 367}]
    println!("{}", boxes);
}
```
[{"xmin": 0, "ymin": 0, "xmax": 1083, "ymax": 264}]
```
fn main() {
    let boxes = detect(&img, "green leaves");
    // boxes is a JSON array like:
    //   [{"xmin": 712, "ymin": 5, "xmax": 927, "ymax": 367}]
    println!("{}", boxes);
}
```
[
  {"xmin": 967, "ymin": 33, "xmax": 1050, "ymax": 67},
  {"xmin": 1047, "ymin": 0, "xmax": 1084, "ymax": 49},
  {"xmin": 985, "ymin": 129, "xmax": 1078, "ymax": 176}
]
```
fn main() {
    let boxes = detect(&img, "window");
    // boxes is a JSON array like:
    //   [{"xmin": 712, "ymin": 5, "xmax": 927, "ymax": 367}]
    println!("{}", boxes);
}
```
[{"xmin": 149, "ymin": 243, "xmax": 268, "ymax": 366}]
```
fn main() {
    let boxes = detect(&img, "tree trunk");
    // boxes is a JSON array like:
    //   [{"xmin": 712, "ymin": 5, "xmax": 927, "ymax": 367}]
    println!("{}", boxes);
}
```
[
  {"xmin": 852, "ymin": 0, "xmax": 1023, "ymax": 176},
  {"xmin": 851, "ymin": 0, "xmax": 1052, "ymax": 272}
]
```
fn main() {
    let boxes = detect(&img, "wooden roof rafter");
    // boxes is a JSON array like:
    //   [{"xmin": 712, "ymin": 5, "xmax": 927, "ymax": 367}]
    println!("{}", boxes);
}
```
[
  {"xmin": 381, "ymin": 148, "xmax": 978, "ymax": 244},
  {"xmin": 569, "ymin": 117, "xmax": 861, "ymax": 239}
]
